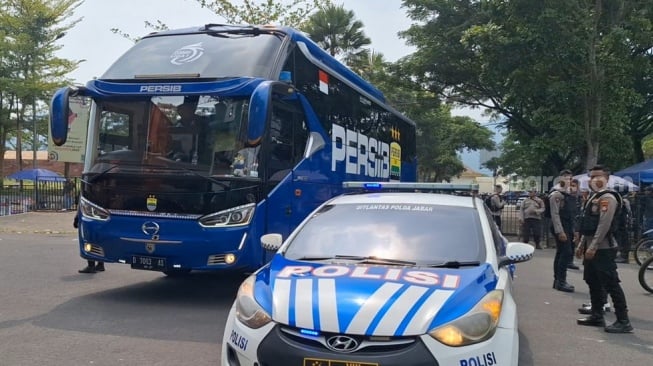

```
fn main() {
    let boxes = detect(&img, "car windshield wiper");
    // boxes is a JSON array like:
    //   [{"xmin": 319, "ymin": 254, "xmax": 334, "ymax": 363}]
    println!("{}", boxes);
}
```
[{"xmin": 425, "ymin": 261, "xmax": 481, "ymax": 268}]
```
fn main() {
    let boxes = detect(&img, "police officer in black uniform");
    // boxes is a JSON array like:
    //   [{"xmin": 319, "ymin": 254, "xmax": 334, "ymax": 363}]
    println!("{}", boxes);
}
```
[
  {"xmin": 576, "ymin": 165, "xmax": 633, "ymax": 333},
  {"xmin": 549, "ymin": 169, "xmax": 575, "ymax": 292}
]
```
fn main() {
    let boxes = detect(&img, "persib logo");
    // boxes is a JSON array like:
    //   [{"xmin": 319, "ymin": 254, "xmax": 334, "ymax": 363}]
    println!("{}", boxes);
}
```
[{"xmin": 331, "ymin": 123, "xmax": 390, "ymax": 178}]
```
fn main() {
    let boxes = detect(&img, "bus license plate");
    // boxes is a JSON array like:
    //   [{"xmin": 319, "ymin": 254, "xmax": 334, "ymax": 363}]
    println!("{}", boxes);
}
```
[{"xmin": 131, "ymin": 255, "xmax": 166, "ymax": 271}]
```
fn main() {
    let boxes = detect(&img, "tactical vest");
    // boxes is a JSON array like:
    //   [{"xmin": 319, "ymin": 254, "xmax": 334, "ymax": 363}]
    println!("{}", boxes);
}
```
[{"xmin": 578, "ymin": 191, "xmax": 622, "ymax": 236}]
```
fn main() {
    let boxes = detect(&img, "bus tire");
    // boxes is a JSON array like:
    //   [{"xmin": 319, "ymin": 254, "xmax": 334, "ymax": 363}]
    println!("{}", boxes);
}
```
[
  {"xmin": 638, "ymin": 256, "xmax": 653, "ymax": 294},
  {"xmin": 163, "ymin": 269, "xmax": 192, "ymax": 277}
]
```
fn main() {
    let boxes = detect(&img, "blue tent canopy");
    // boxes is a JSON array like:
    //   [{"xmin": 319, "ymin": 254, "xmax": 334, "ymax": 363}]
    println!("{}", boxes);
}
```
[
  {"xmin": 614, "ymin": 159, "xmax": 653, "ymax": 185},
  {"xmin": 7, "ymin": 168, "xmax": 66, "ymax": 182}
]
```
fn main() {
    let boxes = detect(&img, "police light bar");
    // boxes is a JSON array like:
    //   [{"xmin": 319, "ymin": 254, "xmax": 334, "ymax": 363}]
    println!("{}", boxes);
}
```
[{"xmin": 343, "ymin": 182, "xmax": 479, "ymax": 192}]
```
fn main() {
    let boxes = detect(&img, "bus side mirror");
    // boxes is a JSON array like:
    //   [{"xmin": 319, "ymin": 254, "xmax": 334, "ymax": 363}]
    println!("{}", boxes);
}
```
[
  {"xmin": 50, "ymin": 87, "xmax": 73, "ymax": 146},
  {"xmin": 51, "ymin": 86, "xmax": 87, "ymax": 146},
  {"xmin": 247, "ymin": 81, "xmax": 295, "ymax": 146}
]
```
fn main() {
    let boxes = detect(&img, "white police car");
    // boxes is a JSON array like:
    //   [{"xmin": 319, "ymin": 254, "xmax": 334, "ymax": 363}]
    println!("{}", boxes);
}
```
[{"xmin": 222, "ymin": 182, "xmax": 534, "ymax": 366}]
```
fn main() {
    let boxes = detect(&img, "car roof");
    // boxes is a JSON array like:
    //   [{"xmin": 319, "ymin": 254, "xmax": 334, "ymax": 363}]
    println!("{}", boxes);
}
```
[{"xmin": 328, "ymin": 192, "xmax": 479, "ymax": 208}]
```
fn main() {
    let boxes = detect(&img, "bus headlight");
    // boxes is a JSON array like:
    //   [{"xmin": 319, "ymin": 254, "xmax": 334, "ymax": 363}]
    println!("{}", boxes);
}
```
[
  {"xmin": 199, "ymin": 203, "xmax": 255, "ymax": 227},
  {"xmin": 235, "ymin": 276, "xmax": 271, "ymax": 329},
  {"xmin": 429, "ymin": 290, "xmax": 503, "ymax": 347},
  {"xmin": 79, "ymin": 197, "xmax": 110, "ymax": 221}
]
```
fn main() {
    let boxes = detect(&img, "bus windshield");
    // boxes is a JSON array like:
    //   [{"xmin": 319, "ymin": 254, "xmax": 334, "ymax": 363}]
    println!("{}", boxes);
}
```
[
  {"xmin": 84, "ymin": 95, "xmax": 262, "ymax": 215},
  {"xmin": 101, "ymin": 31, "xmax": 284, "ymax": 80}
]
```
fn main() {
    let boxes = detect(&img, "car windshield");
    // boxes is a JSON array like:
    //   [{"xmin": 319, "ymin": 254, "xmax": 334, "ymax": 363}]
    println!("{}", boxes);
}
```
[{"xmin": 284, "ymin": 203, "xmax": 486, "ymax": 265}]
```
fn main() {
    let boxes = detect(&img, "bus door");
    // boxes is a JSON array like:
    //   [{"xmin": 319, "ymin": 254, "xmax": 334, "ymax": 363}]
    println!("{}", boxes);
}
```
[{"xmin": 262, "ymin": 97, "xmax": 308, "ymax": 248}]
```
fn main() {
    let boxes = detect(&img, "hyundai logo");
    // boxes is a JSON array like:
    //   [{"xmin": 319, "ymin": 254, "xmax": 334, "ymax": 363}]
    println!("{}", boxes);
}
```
[
  {"xmin": 325, "ymin": 335, "xmax": 359, "ymax": 353},
  {"xmin": 142, "ymin": 222, "xmax": 160, "ymax": 236}
]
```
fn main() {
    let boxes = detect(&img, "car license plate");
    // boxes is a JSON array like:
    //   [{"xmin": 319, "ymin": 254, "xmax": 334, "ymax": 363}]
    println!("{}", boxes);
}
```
[
  {"xmin": 303, "ymin": 358, "xmax": 378, "ymax": 366},
  {"xmin": 131, "ymin": 255, "xmax": 166, "ymax": 271}
]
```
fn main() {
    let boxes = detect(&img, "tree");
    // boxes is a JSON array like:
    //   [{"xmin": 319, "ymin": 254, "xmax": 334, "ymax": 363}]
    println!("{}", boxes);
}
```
[
  {"xmin": 400, "ymin": 0, "xmax": 653, "ymax": 173},
  {"xmin": 367, "ymin": 60, "xmax": 495, "ymax": 181},
  {"xmin": 0, "ymin": 0, "xmax": 82, "ymax": 176},
  {"xmin": 301, "ymin": 3, "xmax": 371, "ymax": 66},
  {"xmin": 112, "ymin": 0, "xmax": 333, "ymax": 41}
]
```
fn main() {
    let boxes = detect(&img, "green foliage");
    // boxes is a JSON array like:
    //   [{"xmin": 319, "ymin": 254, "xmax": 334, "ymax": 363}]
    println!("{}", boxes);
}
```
[
  {"xmin": 401, "ymin": 0, "xmax": 653, "ymax": 174},
  {"xmin": 112, "ymin": 0, "xmax": 332, "ymax": 42},
  {"xmin": 0, "ymin": 0, "xmax": 82, "ymax": 168},
  {"xmin": 301, "ymin": 3, "xmax": 371, "ymax": 65},
  {"xmin": 199, "ymin": 0, "xmax": 331, "ymax": 27}
]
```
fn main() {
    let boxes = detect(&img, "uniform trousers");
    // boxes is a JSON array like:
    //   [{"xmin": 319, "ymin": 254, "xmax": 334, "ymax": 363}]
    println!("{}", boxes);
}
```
[
  {"xmin": 553, "ymin": 230, "xmax": 573, "ymax": 283},
  {"xmin": 583, "ymin": 248, "xmax": 628, "ymax": 320}
]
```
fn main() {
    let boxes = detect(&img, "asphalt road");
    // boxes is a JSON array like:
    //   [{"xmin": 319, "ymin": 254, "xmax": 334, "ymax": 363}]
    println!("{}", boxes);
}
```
[{"xmin": 0, "ymin": 231, "xmax": 651, "ymax": 366}]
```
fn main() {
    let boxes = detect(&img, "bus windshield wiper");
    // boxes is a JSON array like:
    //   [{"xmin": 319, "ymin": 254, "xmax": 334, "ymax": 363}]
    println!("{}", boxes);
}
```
[
  {"xmin": 203, "ymin": 24, "xmax": 284, "ymax": 39},
  {"xmin": 85, "ymin": 164, "xmax": 119, "ymax": 184},
  {"xmin": 425, "ymin": 261, "xmax": 481, "ymax": 268}
]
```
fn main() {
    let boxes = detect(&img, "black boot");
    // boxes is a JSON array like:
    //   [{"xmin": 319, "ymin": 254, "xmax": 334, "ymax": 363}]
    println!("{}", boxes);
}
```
[
  {"xmin": 577, "ymin": 314, "xmax": 605, "ymax": 327},
  {"xmin": 78, "ymin": 265, "xmax": 96, "ymax": 274},
  {"xmin": 555, "ymin": 281, "xmax": 575, "ymax": 293},
  {"xmin": 605, "ymin": 319, "xmax": 633, "ymax": 333},
  {"xmin": 553, "ymin": 279, "xmax": 558, "ymax": 289},
  {"xmin": 95, "ymin": 262, "xmax": 105, "ymax": 272}
]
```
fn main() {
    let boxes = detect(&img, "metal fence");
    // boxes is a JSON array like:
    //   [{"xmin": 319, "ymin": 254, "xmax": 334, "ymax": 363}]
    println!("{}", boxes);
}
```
[{"xmin": 0, "ymin": 178, "xmax": 79, "ymax": 216}]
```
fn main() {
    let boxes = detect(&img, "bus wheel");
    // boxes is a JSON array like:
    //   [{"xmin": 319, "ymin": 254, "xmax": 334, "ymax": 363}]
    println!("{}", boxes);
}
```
[{"xmin": 163, "ymin": 269, "xmax": 192, "ymax": 277}]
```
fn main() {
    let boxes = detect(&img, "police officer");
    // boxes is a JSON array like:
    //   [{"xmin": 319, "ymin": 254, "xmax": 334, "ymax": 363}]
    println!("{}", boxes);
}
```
[
  {"xmin": 576, "ymin": 165, "xmax": 633, "ymax": 333},
  {"xmin": 519, "ymin": 187, "xmax": 545, "ymax": 249},
  {"xmin": 614, "ymin": 190, "xmax": 632, "ymax": 263},
  {"xmin": 550, "ymin": 169, "xmax": 575, "ymax": 292},
  {"xmin": 490, "ymin": 185, "xmax": 505, "ymax": 230}
]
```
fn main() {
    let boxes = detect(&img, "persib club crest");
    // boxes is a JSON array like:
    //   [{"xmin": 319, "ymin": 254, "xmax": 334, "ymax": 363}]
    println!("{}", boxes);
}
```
[{"xmin": 146, "ymin": 195, "xmax": 158, "ymax": 211}]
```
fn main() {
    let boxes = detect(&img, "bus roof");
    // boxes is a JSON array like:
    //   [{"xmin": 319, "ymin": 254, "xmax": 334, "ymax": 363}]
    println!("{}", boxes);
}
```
[{"xmin": 142, "ymin": 24, "xmax": 387, "ymax": 104}]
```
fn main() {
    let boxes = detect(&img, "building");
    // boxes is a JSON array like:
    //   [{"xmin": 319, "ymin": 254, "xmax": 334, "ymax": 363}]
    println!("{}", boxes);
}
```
[{"xmin": 2, "ymin": 151, "xmax": 83, "ymax": 178}]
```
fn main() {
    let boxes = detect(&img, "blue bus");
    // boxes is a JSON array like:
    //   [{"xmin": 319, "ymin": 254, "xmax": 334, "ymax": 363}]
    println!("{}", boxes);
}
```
[{"xmin": 49, "ymin": 24, "xmax": 417, "ymax": 275}]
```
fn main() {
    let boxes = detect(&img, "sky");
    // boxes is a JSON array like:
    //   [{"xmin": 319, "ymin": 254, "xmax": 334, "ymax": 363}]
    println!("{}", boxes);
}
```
[{"xmin": 54, "ymin": 0, "xmax": 493, "ymax": 173}]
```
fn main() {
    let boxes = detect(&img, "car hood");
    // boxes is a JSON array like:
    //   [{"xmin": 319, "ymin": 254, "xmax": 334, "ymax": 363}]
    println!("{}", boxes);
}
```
[{"xmin": 253, "ymin": 255, "xmax": 498, "ymax": 336}]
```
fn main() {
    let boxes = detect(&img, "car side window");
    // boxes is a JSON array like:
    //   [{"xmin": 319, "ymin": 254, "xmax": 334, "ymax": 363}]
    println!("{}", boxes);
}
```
[{"xmin": 484, "ymin": 205, "xmax": 505, "ymax": 255}]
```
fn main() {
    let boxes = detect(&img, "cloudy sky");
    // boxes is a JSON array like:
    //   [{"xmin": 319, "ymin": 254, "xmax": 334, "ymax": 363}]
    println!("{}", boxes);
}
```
[{"xmin": 54, "ymin": 0, "xmax": 492, "ymax": 172}]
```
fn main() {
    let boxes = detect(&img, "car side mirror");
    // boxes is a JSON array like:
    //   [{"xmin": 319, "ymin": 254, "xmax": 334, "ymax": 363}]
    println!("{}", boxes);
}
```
[
  {"xmin": 499, "ymin": 242, "xmax": 535, "ymax": 267},
  {"xmin": 261, "ymin": 233, "xmax": 283, "ymax": 251}
]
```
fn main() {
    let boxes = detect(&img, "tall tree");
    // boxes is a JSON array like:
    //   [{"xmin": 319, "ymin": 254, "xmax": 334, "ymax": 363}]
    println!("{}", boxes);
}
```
[
  {"xmin": 301, "ymin": 3, "xmax": 371, "ymax": 66},
  {"xmin": 112, "ymin": 0, "xmax": 333, "ymax": 41},
  {"xmin": 0, "ymin": 0, "xmax": 81, "ymax": 175},
  {"xmin": 400, "ymin": 0, "xmax": 652, "ymax": 173}
]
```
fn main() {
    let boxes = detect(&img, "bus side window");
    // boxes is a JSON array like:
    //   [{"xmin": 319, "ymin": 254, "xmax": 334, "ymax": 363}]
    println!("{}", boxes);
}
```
[{"xmin": 268, "ymin": 99, "xmax": 307, "ymax": 180}]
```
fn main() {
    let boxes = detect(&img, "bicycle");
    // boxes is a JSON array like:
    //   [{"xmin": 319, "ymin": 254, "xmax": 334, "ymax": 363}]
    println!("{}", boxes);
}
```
[
  {"xmin": 638, "ymin": 255, "xmax": 653, "ymax": 294},
  {"xmin": 635, "ymin": 230, "xmax": 653, "ymax": 266}
]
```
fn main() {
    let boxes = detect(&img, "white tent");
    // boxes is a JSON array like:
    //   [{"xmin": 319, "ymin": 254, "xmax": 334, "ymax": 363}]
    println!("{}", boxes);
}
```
[{"xmin": 573, "ymin": 174, "xmax": 639, "ymax": 193}]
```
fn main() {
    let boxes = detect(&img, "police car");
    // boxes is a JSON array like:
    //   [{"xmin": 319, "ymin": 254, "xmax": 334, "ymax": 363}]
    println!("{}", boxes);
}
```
[{"xmin": 222, "ymin": 182, "xmax": 534, "ymax": 366}]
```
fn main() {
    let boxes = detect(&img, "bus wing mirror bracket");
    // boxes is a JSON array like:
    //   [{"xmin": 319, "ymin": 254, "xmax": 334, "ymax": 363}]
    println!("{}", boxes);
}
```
[
  {"xmin": 247, "ymin": 81, "xmax": 295, "ymax": 146},
  {"xmin": 304, "ymin": 132, "xmax": 325, "ymax": 158},
  {"xmin": 50, "ymin": 86, "xmax": 85, "ymax": 146}
]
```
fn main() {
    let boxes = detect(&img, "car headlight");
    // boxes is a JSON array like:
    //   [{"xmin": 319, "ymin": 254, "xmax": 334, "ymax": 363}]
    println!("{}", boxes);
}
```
[
  {"xmin": 235, "ymin": 276, "xmax": 271, "ymax": 329},
  {"xmin": 429, "ymin": 290, "xmax": 503, "ymax": 347},
  {"xmin": 79, "ymin": 197, "xmax": 110, "ymax": 221},
  {"xmin": 199, "ymin": 203, "xmax": 255, "ymax": 227}
]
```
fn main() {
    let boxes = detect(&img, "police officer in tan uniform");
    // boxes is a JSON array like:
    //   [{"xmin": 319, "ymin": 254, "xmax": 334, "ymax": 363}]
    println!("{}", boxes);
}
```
[
  {"xmin": 576, "ymin": 165, "xmax": 632, "ymax": 333},
  {"xmin": 550, "ymin": 169, "xmax": 575, "ymax": 292},
  {"xmin": 519, "ymin": 187, "xmax": 545, "ymax": 249}
]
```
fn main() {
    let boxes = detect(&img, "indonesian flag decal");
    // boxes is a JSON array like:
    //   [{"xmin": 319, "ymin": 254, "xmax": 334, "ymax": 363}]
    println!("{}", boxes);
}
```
[{"xmin": 319, "ymin": 70, "xmax": 329, "ymax": 94}]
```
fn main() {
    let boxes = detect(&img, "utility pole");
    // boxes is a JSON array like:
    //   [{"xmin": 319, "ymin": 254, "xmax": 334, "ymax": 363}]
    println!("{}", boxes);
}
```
[{"xmin": 32, "ymin": 98, "xmax": 37, "ymax": 168}]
